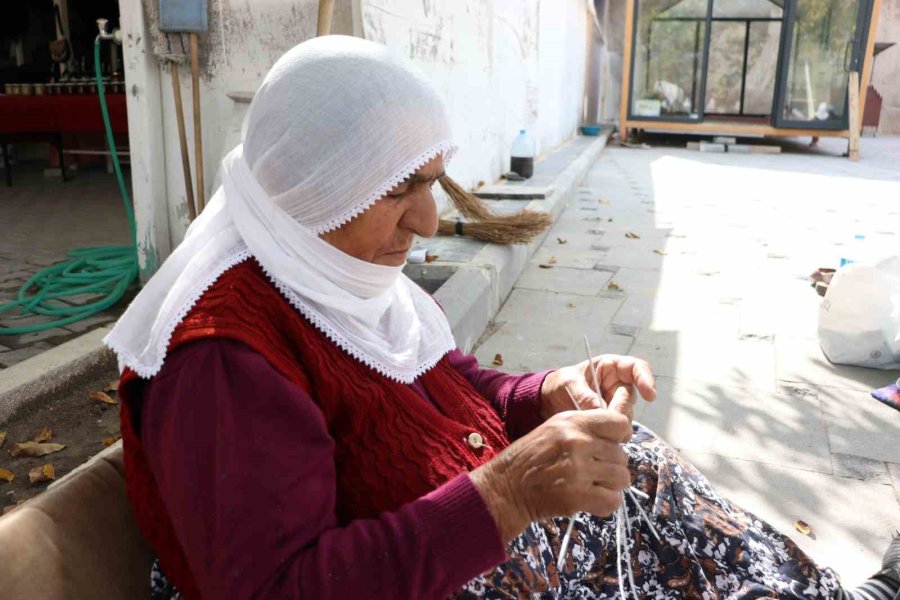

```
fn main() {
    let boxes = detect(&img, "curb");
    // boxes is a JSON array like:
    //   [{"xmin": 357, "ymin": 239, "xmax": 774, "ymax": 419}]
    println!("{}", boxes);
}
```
[
  {"xmin": 435, "ymin": 131, "xmax": 611, "ymax": 352},
  {"xmin": 0, "ymin": 326, "xmax": 116, "ymax": 426}
]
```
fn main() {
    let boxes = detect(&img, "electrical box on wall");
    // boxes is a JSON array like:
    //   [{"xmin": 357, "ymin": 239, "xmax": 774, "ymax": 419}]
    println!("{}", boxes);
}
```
[{"xmin": 159, "ymin": 0, "xmax": 208, "ymax": 32}]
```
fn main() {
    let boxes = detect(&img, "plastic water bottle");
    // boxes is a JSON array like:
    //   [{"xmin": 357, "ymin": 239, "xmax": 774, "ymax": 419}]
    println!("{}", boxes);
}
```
[
  {"xmin": 510, "ymin": 129, "xmax": 536, "ymax": 179},
  {"xmin": 840, "ymin": 233, "xmax": 866, "ymax": 267}
]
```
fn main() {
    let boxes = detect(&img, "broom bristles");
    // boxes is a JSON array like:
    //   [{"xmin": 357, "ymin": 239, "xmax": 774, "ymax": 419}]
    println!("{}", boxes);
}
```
[{"xmin": 437, "ymin": 175, "xmax": 551, "ymax": 245}]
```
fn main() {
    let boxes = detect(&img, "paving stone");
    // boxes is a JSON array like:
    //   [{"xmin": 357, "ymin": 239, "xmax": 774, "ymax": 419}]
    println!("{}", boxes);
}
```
[
  {"xmin": 474, "ymin": 289, "xmax": 628, "ymax": 373},
  {"xmin": 831, "ymin": 453, "xmax": 890, "ymax": 484},
  {"xmin": 0, "ymin": 342, "xmax": 54, "ymax": 368},
  {"xmin": 629, "ymin": 330, "xmax": 777, "ymax": 391},
  {"xmin": 514, "ymin": 265, "xmax": 612, "ymax": 296},
  {"xmin": 61, "ymin": 313, "xmax": 116, "ymax": 334},
  {"xmin": 776, "ymin": 337, "xmax": 900, "ymax": 392},
  {"xmin": 818, "ymin": 385, "xmax": 900, "ymax": 464},
  {"xmin": 636, "ymin": 376, "xmax": 831, "ymax": 473}
]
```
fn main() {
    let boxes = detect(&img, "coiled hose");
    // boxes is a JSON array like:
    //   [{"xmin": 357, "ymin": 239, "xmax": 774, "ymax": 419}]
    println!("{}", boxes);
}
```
[{"xmin": 0, "ymin": 38, "xmax": 138, "ymax": 335}]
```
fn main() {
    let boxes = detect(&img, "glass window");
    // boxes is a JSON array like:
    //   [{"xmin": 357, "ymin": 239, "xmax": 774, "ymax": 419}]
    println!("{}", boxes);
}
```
[
  {"xmin": 631, "ymin": 0, "xmax": 707, "ymax": 118},
  {"xmin": 712, "ymin": 0, "xmax": 783, "ymax": 19}
]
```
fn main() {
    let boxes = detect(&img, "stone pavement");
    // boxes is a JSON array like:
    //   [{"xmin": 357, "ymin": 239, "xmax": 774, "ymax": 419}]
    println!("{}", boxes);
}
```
[
  {"xmin": 474, "ymin": 135, "xmax": 900, "ymax": 586},
  {"xmin": 0, "ymin": 165, "xmax": 132, "ymax": 370}
]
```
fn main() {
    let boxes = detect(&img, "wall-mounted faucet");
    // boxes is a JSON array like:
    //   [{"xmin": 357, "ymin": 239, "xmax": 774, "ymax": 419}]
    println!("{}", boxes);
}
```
[{"xmin": 96, "ymin": 19, "xmax": 122, "ymax": 44}]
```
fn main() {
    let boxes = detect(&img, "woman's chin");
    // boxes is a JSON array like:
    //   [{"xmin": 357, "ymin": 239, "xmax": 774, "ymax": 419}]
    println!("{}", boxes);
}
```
[{"xmin": 375, "ymin": 252, "xmax": 409, "ymax": 267}]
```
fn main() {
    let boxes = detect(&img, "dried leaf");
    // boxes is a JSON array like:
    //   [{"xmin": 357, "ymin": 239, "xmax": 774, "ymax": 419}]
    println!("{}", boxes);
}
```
[
  {"xmin": 90, "ymin": 390, "xmax": 117, "ymax": 406},
  {"xmin": 9, "ymin": 442, "xmax": 66, "ymax": 459},
  {"xmin": 598, "ymin": 199, "xmax": 609, "ymax": 205},
  {"xmin": 104, "ymin": 379, "xmax": 119, "ymax": 393},
  {"xmin": 28, "ymin": 464, "xmax": 55, "ymax": 485},
  {"xmin": 548, "ymin": 256, "xmax": 557, "ymax": 265},
  {"xmin": 607, "ymin": 282, "xmax": 622, "ymax": 292},
  {"xmin": 556, "ymin": 237, "xmax": 568, "ymax": 245},
  {"xmin": 102, "ymin": 435, "xmax": 121, "ymax": 447},
  {"xmin": 653, "ymin": 249, "xmax": 668, "ymax": 256},
  {"xmin": 794, "ymin": 520, "xmax": 812, "ymax": 535},
  {"xmin": 538, "ymin": 264, "xmax": 554, "ymax": 269},
  {"xmin": 625, "ymin": 232, "xmax": 641, "ymax": 239},
  {"xmin": 0, "ymin": 468, "xmax": 14, "ymax": 483},
  {"xmin": 491, "ymin": 353, "xmax": 504, "ymax": 366},
  {"xmin": 566, "ymin": 302, "xmax": 576, "ymax": 308},
  {"xmin": 424, "ymin": 254, "xmax": 439, "ymax": 263},
  {"xmin": 0, "ymin": 431, "xmax": 5, "ymax": 448},
  {"xmin": 33, "ymin": 426, "xmax": 53, "ymax": 443}
]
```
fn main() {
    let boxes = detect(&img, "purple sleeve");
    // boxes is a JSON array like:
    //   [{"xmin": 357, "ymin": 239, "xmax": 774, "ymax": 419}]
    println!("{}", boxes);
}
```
[
  {"xmin": 140, "ymin": 339, "xmax": 506, "ymax": 600},
  {"xmin": 447, "ymin": 349, "xmax": 553, "ymax": 440}
]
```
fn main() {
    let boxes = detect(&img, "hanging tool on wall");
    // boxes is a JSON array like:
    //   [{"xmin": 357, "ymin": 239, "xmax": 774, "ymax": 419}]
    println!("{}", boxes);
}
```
[{"xmin": 142, "ymin": 0, "xmax": 208, "ymax": 220}]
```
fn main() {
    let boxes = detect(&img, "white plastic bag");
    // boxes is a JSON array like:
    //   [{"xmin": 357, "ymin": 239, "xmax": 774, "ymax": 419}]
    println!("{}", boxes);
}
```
[{"xmin": 818, "ymin": 255, "xmax": 900, "ymax": 369}]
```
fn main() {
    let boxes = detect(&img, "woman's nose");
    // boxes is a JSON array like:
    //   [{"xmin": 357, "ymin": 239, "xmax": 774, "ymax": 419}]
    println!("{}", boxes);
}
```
[{"xmin": 403, "ymin": 188, "xmax": 439, "ymax": 238}]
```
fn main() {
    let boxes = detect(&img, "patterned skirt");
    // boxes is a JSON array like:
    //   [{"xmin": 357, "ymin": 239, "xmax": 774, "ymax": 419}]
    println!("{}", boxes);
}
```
[
  {"xmin": 456, "ymin": 423, "xmax": 843, "ymax": 599},
  {"xmin": 152, "ymin": 423, "xmax": 844, "ymax": 599}
]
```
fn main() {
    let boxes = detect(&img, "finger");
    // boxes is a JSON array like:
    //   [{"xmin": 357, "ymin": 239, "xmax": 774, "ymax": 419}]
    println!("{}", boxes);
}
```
[
  {"xmin": 607, "ymin": 384, "xmax": 635, "ymax": 426},
  {"xmin": 565, "ymin": 378, "xmax": 605, "ymax": 410},
  {"xmin": 631, "ymin": 359, "xmax": 657, "ymax": 402},
  {"xmin": 583, "ymin": 486, "xmax": 624, "ymax": 517},
  {"xmin": 577, "ymin": 409, "xmax": 632, "ymax": 443},
  {"xmin": 598, "ymin": 355, "xmax": 656, "ymax": 402}
]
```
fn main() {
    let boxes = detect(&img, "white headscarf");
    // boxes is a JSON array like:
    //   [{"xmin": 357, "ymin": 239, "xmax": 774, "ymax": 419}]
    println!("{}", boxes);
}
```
[{"xmin": 104, "ymin": 36, "xmax": 458, "ymax": 383}]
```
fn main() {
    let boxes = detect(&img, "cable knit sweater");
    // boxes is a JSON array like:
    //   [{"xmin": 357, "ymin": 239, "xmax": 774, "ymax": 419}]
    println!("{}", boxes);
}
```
[{"xmin": 119, "ymin": 260, "xmax": 551, "ymax": 599}]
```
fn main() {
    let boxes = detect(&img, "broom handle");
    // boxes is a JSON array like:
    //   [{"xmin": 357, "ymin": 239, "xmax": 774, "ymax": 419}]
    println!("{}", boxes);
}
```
[
  {"xmin": 317, "ymin": 0, "xmax": 335, "ymax": 36},
  {"xmin": 171, "ymin": 62, "xmax": 197, "ymax": 221},
  {"xmin": 190, "ymin": 33, "xmax": 205, "ymax": 212}
]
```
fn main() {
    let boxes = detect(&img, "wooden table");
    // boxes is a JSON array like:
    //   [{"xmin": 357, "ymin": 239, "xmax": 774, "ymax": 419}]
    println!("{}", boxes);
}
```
[{"xmin": 0, "ymin": 93, "xmax": 128, "ymax": 186}]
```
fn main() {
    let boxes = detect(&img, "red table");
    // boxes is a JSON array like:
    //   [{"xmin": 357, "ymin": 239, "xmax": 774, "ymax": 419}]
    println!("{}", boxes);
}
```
[{"xmin": 0, "ymin": 93, "xmax": 128, "ymax": 185}]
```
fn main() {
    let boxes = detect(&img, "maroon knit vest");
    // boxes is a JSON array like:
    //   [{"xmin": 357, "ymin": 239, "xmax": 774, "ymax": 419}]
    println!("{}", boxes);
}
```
[{"xmin": 118, "ymin": 259, "xmax": 511, "ymax": 599}]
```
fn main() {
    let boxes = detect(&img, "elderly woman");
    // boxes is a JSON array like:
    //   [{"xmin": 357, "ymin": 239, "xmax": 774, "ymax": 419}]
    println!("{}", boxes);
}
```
[{"xmin": 107, "ymin": 37, "xmax": 899, "ymax": 600}]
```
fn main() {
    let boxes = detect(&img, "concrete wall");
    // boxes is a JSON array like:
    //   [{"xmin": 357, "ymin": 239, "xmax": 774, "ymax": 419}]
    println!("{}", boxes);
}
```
[
  {"xmin": 121, "ymin": 0, "xmax": 599, "ymax": 268},
  {"xmin": 872, "ymin": 0, "xmax": 900, "ymax": 134}
]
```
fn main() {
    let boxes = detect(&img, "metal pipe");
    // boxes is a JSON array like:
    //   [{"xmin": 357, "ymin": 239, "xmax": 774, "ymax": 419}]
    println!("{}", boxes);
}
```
[{"xmin": 190, "ymin": 33, "xmax": 205, "ymax": 212}]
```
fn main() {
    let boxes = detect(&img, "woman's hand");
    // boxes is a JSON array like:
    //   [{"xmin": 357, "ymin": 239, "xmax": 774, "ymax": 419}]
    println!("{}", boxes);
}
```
[
  {"xmin": 469, "ymin": 408, "xmax": 633, "ymax": 543},
  {"xmin": 539, "ymin": 355, "xmax": 657, "ymax": 421}
]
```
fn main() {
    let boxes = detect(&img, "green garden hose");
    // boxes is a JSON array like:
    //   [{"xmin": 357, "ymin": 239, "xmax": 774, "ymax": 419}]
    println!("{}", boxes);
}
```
[{"xmin": 0, "ymin": 38, "xmax": 138, "ymax": 335}]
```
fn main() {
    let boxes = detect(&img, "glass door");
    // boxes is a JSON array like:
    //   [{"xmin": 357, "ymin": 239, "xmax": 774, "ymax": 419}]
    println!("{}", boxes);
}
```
[{"xmin": 774, "ymin": 0, "xmax": 873, "ymax": 129}]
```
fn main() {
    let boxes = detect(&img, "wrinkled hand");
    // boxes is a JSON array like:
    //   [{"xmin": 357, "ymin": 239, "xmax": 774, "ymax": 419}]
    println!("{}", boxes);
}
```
[
  {"xmin": 470, "ymin": 408, "xmax": 633, "ymax": 542},
  {"xmin": 539, "ymin": 354, "xmax": 657, "ymax": 422}
]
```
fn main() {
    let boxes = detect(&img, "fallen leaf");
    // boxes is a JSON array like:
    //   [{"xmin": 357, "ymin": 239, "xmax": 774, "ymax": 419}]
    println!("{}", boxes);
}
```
[
  {"xmin": 557, "ymin": 237, "xmax": 568, "ymax": 244},
  {"xmin": 0, "ymin": 468, "xmax": 14, "ymax": 483},
  {"xmin": 102, "ymin": 435, "xmax": 121, "ymax": 447},
  {"xmin": 0, "ymin": 431, "xmax": 5, "ymax": 448},
  {"xmin": 424, "ymin": 254, "xmax": 439, "ymax": 263},
  {"xmin": 607, "ymin": 282, "xmax": 622, "ymax": 292},
  {"xmin": 33, "ymin": 426, "xmax": 53, "ymax": 443},
  {"xmin": 104, "ymin": 379, "xmax": 119, "ymax": 393},
  {"xmin": 9, "ymin": 442, "xmax": 66, "ymax": 459},
  {"xmin": 625, "ymin": 232, "xmax": 641, "ymax": 239},
  {"xmin": 566, "ymin": 302, "xmax": 576, "ymax": 308},
  {"xmin": 538, "ymin": 264, "xmax": 554, "ymax": 269},
  {"xmin": 492, "ymin": 353, "xmax": 504, "ymax": 366},
  {"xmin": 598, "ymin": 199, "xmax": 609, "ymax": 205},
  {"xmin": 28, "ymin": 464, "xmax": 55, "ymax": 485},
  {"xmin": 608, "ymin": 218, "xmax": 614, "ymax": 222},
  {"xmin": 548, "ymin": 256, "xmax": 557, "ymax": 265},
  {"xmin": 653, "ymin": 249, "xmax": 668, "ymax": 256},
  {"xmin": 794, "ymin": 520, "xmax": 812, "ymax": 535},
  {"xmin": 90, "ymin": 391, "xmax": 117, "ymax": 406}
]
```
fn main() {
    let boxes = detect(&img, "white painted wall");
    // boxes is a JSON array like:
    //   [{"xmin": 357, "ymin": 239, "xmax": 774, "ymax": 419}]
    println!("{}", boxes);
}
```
[{"xmin": 121, "ymin": 0, "xmax": 596, "ymax": 263}]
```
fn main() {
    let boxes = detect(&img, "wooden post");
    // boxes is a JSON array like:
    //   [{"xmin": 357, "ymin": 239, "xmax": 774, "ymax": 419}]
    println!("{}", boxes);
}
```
[
  {"xmin": 848, "ymin": 71, "xmax": 860, "ymax": 161},
  {"xmin": 317, "ymin": 0, "xmax": 335, "ymax": 37},
  {"xmin": 190, "ymin": 33, "xmax": 205, "ymax": 212},
  {"xmin": 619, "ymin": 0, "xmax": 635, "ymax": 140},
  {"xmin": 858, "ymin": 0, "xmax": 882, "ymax": 134},
  {"xmin": 171, "ymin": 63, "xmax": 197, "ymax": 220}
]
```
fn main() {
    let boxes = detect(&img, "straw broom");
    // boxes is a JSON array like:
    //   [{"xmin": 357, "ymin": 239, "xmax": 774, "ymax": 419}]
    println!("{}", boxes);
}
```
[{"xmin": 437, "ymin": 176, "xmax": 551, "ymax": 245}]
